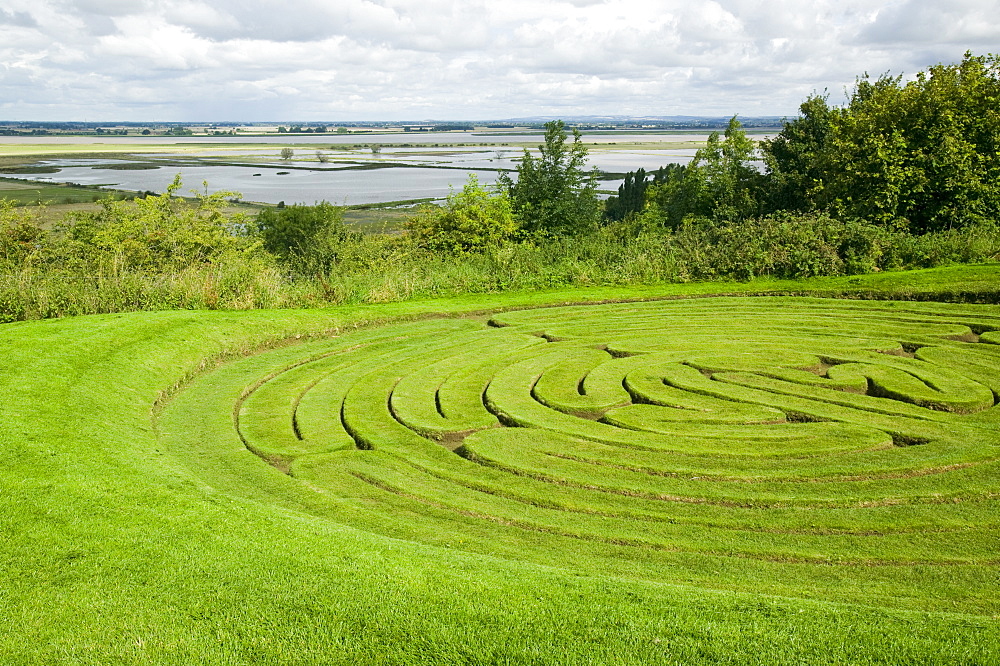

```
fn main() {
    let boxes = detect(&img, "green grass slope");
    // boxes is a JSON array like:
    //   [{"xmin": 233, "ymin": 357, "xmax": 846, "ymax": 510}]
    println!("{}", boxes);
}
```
[{"xmin": 2, "ymin": 266, "xmax": 999, "ymax": 664}]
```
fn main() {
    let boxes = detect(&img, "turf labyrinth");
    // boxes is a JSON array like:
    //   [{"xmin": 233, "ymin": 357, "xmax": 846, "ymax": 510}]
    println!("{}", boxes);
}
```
[{"xmin": 162, "ymin": 297, "xmax": 1000, "ymax": 611}]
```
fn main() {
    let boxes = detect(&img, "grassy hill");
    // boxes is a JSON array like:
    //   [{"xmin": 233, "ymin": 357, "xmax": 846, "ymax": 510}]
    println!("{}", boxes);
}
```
[{"xmin": 2, "ymin": 266, "xmax": 998, "ymax": 664}]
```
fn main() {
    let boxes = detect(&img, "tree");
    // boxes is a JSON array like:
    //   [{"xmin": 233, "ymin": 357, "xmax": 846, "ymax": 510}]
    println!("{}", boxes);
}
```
[
  {"xmin": 406, "ymin": 174, "xmax": 517, "ymax": 253},
  {"xmin": 761, "ymin": 52, "xmax": 1000, "ymax": 232},
  {"xmin": 280, "ymin": 147, "xmax": 294, "ymax": 160},
  {"xmin": 253, "ymin": 201, "xmax": 358, "ymax": 272},
  {"xmin": 604, "ymin": 168, "xmax": 649, "ymax": 222},
  {"xmin": 604, "ymin": 164, "xmax": 684, "ymax": 222},
  {"xmin": 644, "ymin": 117, "xmax": 762, "ymax": 228},
  {"xmin": 760, "ymin": 94, "xmax": 834, "ymax": 213},
  {"xmin": 694, "ymin": 116, "xmax": 764, "ymax": 222},
  {"xmin": 499, "ymin": 120, "xmax": 601, "ymax": 236}
]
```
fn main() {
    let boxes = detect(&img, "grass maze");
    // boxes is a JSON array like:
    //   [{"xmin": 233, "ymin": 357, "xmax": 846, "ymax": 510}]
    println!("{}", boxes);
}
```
[{"xmin": 162, "ymin": 297, "xmax": 1000, "ymax": 613}]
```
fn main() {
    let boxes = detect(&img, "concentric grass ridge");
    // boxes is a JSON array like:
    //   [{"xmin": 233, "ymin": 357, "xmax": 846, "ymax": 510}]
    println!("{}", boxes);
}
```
[{"xmin": 157, "ymin": 296, "xmax": 1000, "ymax": 614}]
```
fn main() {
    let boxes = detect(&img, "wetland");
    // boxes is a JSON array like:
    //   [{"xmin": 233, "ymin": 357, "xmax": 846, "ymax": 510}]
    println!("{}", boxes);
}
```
[{"xmin": 0, "ymin": 130, "xmax": 717, "ymax": 205}]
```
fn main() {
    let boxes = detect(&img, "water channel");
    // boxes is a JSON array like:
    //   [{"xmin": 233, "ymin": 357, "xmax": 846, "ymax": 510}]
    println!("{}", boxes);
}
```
[{"xmin": 0, "ymin": 131, "xmax": 759, "ymax": 205}]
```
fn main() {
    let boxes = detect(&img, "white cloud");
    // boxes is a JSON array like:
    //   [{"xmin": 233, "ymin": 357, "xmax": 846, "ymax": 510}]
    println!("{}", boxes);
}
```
[
  {"xmin": 0, "ymin": 8, "xmax": 38, "ymax": 27},
  {"xmin": 97, "ymin": 16, "xmax": 213, "ymax": 70},
  {"xmin": 860, "ymin": 0, "xmax": 1000, "ymax": 46},
  {"xmin": 1, "ymin": 0, "xmax": 997, "ymax": 120}
]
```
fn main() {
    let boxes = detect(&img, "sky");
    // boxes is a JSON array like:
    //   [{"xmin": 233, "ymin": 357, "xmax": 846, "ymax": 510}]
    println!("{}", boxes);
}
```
[{"xmin": 1, "ymin": 0, "xmax": 997, "ymax": 121}]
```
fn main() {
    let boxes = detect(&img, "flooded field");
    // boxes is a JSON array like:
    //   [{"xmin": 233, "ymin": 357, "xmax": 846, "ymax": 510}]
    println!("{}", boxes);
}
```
[{"xmin": 0, "ymin": 131, "xmax": 763, "ymax": 205}]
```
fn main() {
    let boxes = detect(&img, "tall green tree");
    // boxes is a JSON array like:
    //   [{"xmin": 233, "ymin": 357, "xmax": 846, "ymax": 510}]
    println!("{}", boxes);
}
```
[
  {"xmin": 761, "ymin": 94, "xmax": 834, "ymax": 213},
  {"xmin": 694, "ymin": 116, "xmax": 763, "ymax": 222},
  {"xmin": 604, "ymin": 165, "xmax": 684, "ymax": 222},
  {"xmin": 762, "ymin": 52, "xmax": 1000, "ymax": 232},
  {"xmin": 500, "ymin": 120, "xmax": 601, "ymax": 236},
  {"xmin": 644, "ymin": 117, "xmax": 762, "ymax": 228},
  {"xmin": 604, "ymin": 168, "xmax": 649, "ymax": 223}
]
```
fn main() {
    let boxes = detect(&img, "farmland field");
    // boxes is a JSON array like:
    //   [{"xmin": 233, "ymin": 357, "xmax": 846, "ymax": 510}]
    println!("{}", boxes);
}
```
[
  {"xmin": 0, "ymin": 177, "xmax": 111, "ymax": 206},
  {"xmin": 2, "ymin": 275, "xmax": 999, "ymax": 664}
]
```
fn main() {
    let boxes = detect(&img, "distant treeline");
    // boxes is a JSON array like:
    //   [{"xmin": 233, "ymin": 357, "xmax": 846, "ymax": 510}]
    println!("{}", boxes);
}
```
[{"xmin": 0, "ymin": 117, "xmax": 786, "ymax": 136}]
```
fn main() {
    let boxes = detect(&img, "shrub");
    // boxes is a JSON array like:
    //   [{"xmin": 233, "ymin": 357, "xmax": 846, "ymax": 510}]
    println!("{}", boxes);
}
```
[
  {"xmin": 407, "ymin": 175, "xmax": 518, "ymax": 253},
  {"xmin": 253, "ymin": 201, "xmax": 361, "ymax": 272}
]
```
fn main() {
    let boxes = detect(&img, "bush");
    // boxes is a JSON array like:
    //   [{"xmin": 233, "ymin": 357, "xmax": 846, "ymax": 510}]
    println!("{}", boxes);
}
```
[
  {"xmin": 0, "ymin": 200, "xmax": 46, "ymax": 266},
  {"xmin": 406, "ymin": 175, "xmax": 517, "ymax": 253},
  {"xmin": 653, "ymin": 213, "xmax": 999, "ymax": 282},
  {"xmin": 253, "ymin": 201, "xmax": 361, "ymax": 272},
  {"xmin": 50, "ymin": 175, "xmax": 252, "ymax": 274}
]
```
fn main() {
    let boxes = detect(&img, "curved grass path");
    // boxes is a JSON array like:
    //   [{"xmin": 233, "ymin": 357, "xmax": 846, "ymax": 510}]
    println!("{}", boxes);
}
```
[{"xmin": 2, "ymin": 272, "xmax": 1000, "ymax": 664}]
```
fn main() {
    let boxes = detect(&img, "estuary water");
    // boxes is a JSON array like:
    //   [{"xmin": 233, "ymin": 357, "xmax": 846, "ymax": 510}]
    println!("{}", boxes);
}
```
[
  {"xmin": 1, "ymin": 131, "xmax": 744, "ymax": 205},
  {"xmin": 19, "ymin": 160, "xmax": 519, "ymax": 206}
]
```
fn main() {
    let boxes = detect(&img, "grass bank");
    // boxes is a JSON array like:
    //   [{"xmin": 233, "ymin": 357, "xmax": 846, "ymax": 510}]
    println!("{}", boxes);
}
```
[{"xmin": 1, "ymin": 272, "xmax": 998, "ymax": 664}]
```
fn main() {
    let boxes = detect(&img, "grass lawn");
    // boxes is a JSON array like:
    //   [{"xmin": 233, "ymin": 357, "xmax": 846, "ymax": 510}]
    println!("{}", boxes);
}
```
[
  {"xmin": 0, "ymin": 177, "xmax": 111, "ymax": 205},
  {"xmin": 342, "ymin": 204, "xmax": 425, "ymax": 234},
  {"xmin": 1, "ymin": 267, "xmax": 998, "ymax": 664}
]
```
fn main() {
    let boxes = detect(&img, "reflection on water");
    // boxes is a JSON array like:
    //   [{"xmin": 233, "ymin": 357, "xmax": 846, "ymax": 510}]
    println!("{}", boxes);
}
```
[
  {"xmin": 17, "ymin": 162, "xmax": 508, "ymax": 205},
  {"xmin": 2, "ymin": 130, "xmax": 766, "ymax": 204}
]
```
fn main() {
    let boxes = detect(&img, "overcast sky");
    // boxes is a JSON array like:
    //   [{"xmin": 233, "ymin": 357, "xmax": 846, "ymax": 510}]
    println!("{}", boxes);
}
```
[{"xmin": 1, "ymin": 0, "xmax": 997, "ymax": 121}]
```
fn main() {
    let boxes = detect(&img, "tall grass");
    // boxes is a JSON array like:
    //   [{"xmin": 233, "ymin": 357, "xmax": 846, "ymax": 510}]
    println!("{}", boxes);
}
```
[{"xmin": 2, "ymin": 196, "xmax": 999, "ymax": 322}]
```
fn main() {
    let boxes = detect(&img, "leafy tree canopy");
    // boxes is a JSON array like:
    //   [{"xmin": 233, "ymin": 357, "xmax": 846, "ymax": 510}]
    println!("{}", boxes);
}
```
[
  {"xmin": 407, "ymin": 174, "xmax": 517, "ymax": 253},
  {"xmin": 762, "ymin": 51, "xmax": 1000, "ymax": 232},
  {"xmin": 642, "ymin": 117, "xmax": 762, "ymax": 229},
  {"xmin": 500, "ymin": 120, "xmax": 601, "ymax": 236},
  {"xmin": 604, "ymin": 165, "xmax": 684, "ymax": 223}
]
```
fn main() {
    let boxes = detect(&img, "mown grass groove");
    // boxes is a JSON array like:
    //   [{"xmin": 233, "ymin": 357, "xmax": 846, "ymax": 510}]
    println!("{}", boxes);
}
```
[{"xmin": 11, "ymin": 286, "xmax": 998, "ymax": 663}]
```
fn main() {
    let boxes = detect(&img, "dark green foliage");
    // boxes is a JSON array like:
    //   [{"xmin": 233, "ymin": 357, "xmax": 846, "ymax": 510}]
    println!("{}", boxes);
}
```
[
  {"xmin": 500, "ymin": 120, "xmax": 602, "ymax": 236},
  {"xmin": 604, "ymin": 168, "xmax": 649, "ymax": 222},
  {"xmin": 667, "ymin": 213, "xmax": 889, "ymax": 280},
  {"xmin": 762, "ymin": 52, "xmax": 1000, "ymax": 232},
  {"xmin": 762, "ymin": 94, "xmax": 834, "ymax": 212},
  {"xmin": 635, "ymin": 53, "xmax": 1000, "ymax": 234},
  {"xmin": 604, "ymin": 165, "xmax": 683, "ymax": 222},
  {"xmin": 253, "ymin": 201, "xmax": 360, "ymax": 272},
  {"xmin": 644, "ymin": 117, "xmax": 763, "ymax": 228}
]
